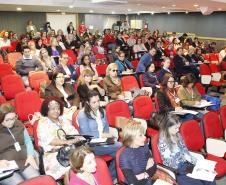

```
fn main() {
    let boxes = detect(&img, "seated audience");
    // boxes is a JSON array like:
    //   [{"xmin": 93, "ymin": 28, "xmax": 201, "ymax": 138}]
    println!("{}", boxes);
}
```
[
  {"xmin": 133, "ymin": 38, "xmax": 148, "ymax": 59},
  {"xmin": 44, "ymin": 72, "xmax": 79, "ymax": 108},
  {"xmin": 158, "ymin": 113, "xmax": 216, "ymax": 185},
  {"xmin": 39, "ymin": 47, "xmax": 57, "ymax": 77},
  {"xmin": 28, "ymin": 40, "xmax": 40, "ymax": 58},
  {"xmin": 193, "ymin": 47, "xmax": 205, "ymax": 63},
  {"xmin": 177, "ymin": 74, "xmax": 201, "ymax": 107},
  {"xmin": 115, "ymin": 51, "xmax": 134, "ymax": 76},
  {"xmin": 157, "ymin": 57, "xmax": 174, "ymax": 81},
  {"xmin": 64, "ymin": 33, "xmax": 80, "ymax": 52},
  {"xmin": 103, "ymin": 63, "xmax": 124, "ymax": 100},
  {"xmin": 92, "ymin": 38, "xmax": 105, "ymax": 55},
  {"xmin": 0, "ymin": 103, "xmax": 39, "ymax": 185},
  {"xmin": 136, "ymin": 47, "xmax": 156, "ymax": 75},
  {"xmin": 16, "ymin": 46, "xmax": 43, "ymax": 87},
  {"xmin": 142, "ymin": 63, "xmax": 159, "ymax": 95},
  {"xmin": 69, "ymin": 146, "xmax": 100, "ymax": 185},
  {"xmin": 120, "ymin": 121, "xmax": 175, "ymax": 185},
  {"xmin": 185, "ymin": 46, "xmax": 198, "ymax": 64},
  {"xmin": 173, "ymin": 47, "xmax": 199, "ymax": 79},
  {"xmin": 157, "ymin": 74, "xmax": 182, "ymax": 114},
  {"xmin": 16, "ymin": 35, "xmax": 28, "ymax": 52},
  {"xmin": 80, "ymin": 54, "xmax": 99, "ymax": 81},
  {"xmin": 57, "ymin": 52, "xmax": 77, "ymax": 82},
  {"xmin": 77, "ymin": 90, "xmax": 121, "ymax": 180},
  {"xmin": 77, "ymin": 69, "xmax": 105, "ymax": 106},
  {"xmin": 37, "ymin": 97, "xmax": 80, "ymax": 180},
  {"xmin": 0, "ymin": 31, "xmax": 11, "ymax": 48},
  {"xmin": 154, "ymin": 41, "xmax": 165, "ymax": 62},
  {"xmin": 47, "ymin": 37, "xmax": 62, "ymax": 65}
]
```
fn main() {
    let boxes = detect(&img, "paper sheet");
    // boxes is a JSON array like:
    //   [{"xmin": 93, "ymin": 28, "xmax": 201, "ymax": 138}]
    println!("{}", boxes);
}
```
[
  {"xmin": 0, "ymin": 160, "xmax": 18, "ymax": 174},
  {"xmin": 90, "ymin": 138, "xmax": 107, "ymax": 143},
  {"xmin": 171, "ymin": 109, "xmax": 198, "ymax": 115},
  {"xmin": 187, "ymin": 159, "xmax": 217, "ymax": 182},
  {"xmin": 153, "ymin": 179, "xmax": 172, "ymax": 185}
]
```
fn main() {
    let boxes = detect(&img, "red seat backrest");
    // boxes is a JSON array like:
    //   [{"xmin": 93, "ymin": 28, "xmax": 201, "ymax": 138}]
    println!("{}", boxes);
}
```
[
  {"xmin": 194, "ymin": 82, "xmax": 206, "ymax": 96},
  {"xmin": 203, "ymin": 111, "xmax": 224, "ymax": 139},
  {"xmin": 33, "ymin": 120, "xmax": 41, "ymax": 151},
  {"xmin": 220, "ymin": 105, "xmax": 226, "ymax": 130},
  {"xmin": 200, "ymin": 64, "xmax": 211, "ymax": 75},
  {"xmin": 131, "ymin": 60, "xmax": 139, "ymax": 70},
  {"xmin": 133, "ymin": 95, "xmax": 156, "ymax": 120},
  {"xmin": 1, "ymin": 74, "xmax": 25, "ymax": 99},
  {"xmin": 116, "ymin": 147, "xmax": 126, "ymax": 184},
  {"xmin": 64, "ymin": 49, "xmax": 77, "ymax": 64},
  {"xmin": 96, "ymin": 64, "xmax": 108, "ymax": 76},
  {"xmin": 0, "ymin": 64, "xmax": 14, "ymax": 81},
  {"xmin": 0, "ymin": 55, "xmax": 4, "ymax": 64},
  {"xmin": 180, "ymin": 120, "xmax": 205, "ymax": 151},
  {"xmin": 209, "ymin": 63, "xmax": 220, "ymax": 73},
  {"xmin": 95, "ymin": 157, "xmax": 113, "ymax": 185},
  {"xmin": 121, "ymin": 75, "xmax": 139, "ymax": 91},
  {"xmin": 72, "ymin": 110, "xmax": 80, "ymax": 131},
  {"xmin": 209, "ymin": 53, "xmax": 219, "ymax": 62},
  {"xmin": 139, "ymin": 74, "xmax": 145, "ymax": 87},
  {"xmin": 29, "ymin": 71, "xmax": 50, "ymax": 92},
  {"xmin": 151, "ymin": 134, "xmax": 163, "ymax": 164},
  {"xmin": 106, "ymin": 100, "xmax": 131, "ymax": 127},
  {"xmin": 15, "ymin": 91, "xmax": 42, "ymax": 121},
  {"xmin": 0, "ymin": 96, "xmax": 7, "ymax": 105},
  {"xmin": 7, "ymin": 52, "xmax": 22, "ymax": 68},
  {"xmin": 18, "ymin": 175, "xmax": 57, "ymax": 185}
]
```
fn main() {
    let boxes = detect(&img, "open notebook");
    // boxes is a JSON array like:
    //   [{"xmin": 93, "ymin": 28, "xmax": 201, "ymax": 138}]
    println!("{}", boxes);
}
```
[{"xmin": 0, "ymin": 160, "xmax": 19, "ymax": 179}]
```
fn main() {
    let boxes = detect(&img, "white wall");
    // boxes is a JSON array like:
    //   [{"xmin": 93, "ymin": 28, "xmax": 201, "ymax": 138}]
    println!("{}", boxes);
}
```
[{"xmin": 46, "ymin": 13, "xmax": 76, "ymax": 34}]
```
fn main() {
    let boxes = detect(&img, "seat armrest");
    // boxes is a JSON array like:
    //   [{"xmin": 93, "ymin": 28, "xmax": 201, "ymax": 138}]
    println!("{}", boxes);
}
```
[
  {"xmin": 156, "ymin": 164, "xmax": 177, "ymax": 179},
  {"xmin": 206, "ymin": 138, "xmax": 226, "ymax": 157}
]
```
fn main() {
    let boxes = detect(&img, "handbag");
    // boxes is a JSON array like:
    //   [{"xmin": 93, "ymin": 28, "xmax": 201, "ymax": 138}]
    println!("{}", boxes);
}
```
[
  {"xmin": 202, "ymin": 95, "xmax": 221, "ymax": 111},
  {"xmin": 56, "ymin": 129, "xmax": 88, "ymax": 167},
  {"xmin": 151, "ymin": 169, "xmax": 178, "ymax": 185}
]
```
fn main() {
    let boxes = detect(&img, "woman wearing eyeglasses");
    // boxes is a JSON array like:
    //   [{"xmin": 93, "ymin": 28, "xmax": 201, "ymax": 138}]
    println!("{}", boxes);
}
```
[
  {"xmin": 115, "ymin": 51, "xmax": 134, "ymax": 76},
  {"xmin": 157, "ymin": 74, "xmax": 183, "ymax": 114},
  {"xmin": 44, "ymin": 71, "xmax": 79, "ymax": 109},
  {"xmin": 103, "ymin": 63, "xmax": 125, "ymax": 100},
  {"xmin": 37, "ymin": 97, "xmax": 80, "ymax": 180},
  {"xmin": 0, "ymin": 103, "xmax": 39, "ymax": 185},
  {"xmin": 57, "ymin": 52, "xmax": 78, "ymax": 83}
]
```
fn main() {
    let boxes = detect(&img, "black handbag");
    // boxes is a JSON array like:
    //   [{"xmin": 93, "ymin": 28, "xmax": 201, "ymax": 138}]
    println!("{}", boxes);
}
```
[{"xmin": 56, "ymin": 129, "xmax": 92, "ymax": 167}]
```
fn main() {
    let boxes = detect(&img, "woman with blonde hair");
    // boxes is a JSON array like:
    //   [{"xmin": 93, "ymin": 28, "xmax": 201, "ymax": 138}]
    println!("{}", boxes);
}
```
[
  {"xmin": 120, "ymin": 121, "xmax": 175, "ymax": 185},
  {"xmin": 103, "ymin": 63, "xmax": 124, "ymax": 100},
  {"xmin": 77, "ymin": 69, "xmax": 105, "ymax": 106}
]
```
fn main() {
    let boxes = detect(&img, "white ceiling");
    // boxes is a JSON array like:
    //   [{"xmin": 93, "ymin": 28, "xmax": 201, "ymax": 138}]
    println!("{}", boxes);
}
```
[{"xmin": 0, "ymin": 0, "xmax": 226, "ymax": 14}]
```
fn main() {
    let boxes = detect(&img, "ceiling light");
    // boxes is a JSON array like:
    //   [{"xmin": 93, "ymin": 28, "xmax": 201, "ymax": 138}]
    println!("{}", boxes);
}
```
[
  {"xmin": 168, "ymin": 12, "xmax": 171, "ymax": 14},
  {"xmin": 89, "ymin": 10, "xmax": 94, "ymax": 13},
  {"xmin": 16, "ymin": 7, "xmax": 22, "ymax": 11},
  {"xmin": 151, "ymin": 12, "xmax": 154, "ymax": 15},
  {"xmin": 137, "ymin": 3, "xmax": 141, "ymax": 6},
  {"xmin": 218, "ymin": 8, "xmax": 222, "ymax": 10},
  {"xmin": 161, "ymin": 6, "xmax": 165, "ymax": 9},
  {"xmin": 56, "ymin": 9, "xmax": 60, "ymax": 12},
  {"xmin": 92, "ymin": 0, "xmax": 127, "ymax": 3},
  {"xmin": 112, "ymin": 11, "xmax": 115, "ymax": 14},
  {"xmin": 69, "ymin": 5, "xmax": 73, "ymax": 8},
  {"xmin": 172, "ymin": 5, "xmax": 176, "ymax": 7},
  {"xmin": 61, "ymin": 12, "xmax": 66, "ymax": 15},
  {"xmin": 127, "ymin": 9, "xmax": 131, "ymax": 12},
  {"xmin": 194, "ymin": 4, "xmax": 199, "ymax": 7},
  {"xmin": 185, "ymin": 11, "xmax": 189, "ymax": 14}
]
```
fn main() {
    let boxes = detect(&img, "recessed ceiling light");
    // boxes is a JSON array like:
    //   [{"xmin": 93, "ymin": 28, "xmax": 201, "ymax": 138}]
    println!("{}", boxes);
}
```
[
  {"xmin": 194, "ymin": 4, "xmax": 199, "ymax": 7},
  {"xmin": 56, "ymin": 9, "xmax": 60, "ymax": 12},
  {"xmin": 17, "ymin": 7, "xmax": 22, "ymax": 11},
  {"xmin": 185, "ymin": 11, "xmax": 189, "ymax": 14},
  {"xmin": 168, "ymin": 12, "xmax": 171, "ymax": 14},
  {"xmin": 137, "ymin": 12, "xmax": 140, "ymax": 15},
  {"xmin": 172, "ymin": 5, "xmax": 176, "ymax": 7},
  {"xmin": 151, "ymin": 12, "xmax": 154, "ymax": 15},
  {"xmin": 218, "ymin": 8, "xmax": 222, "ymax": 11},
  {"xmin": 127, "ymin": 9, "xmax": 131, "ymax": 12},
  {"xmin": 161, "ymin": 6, "xmax": 165, "ymax": 9},
  {"xmin": 137, "ymin": 3, "xmax": 141, "ymax": 6},
  {"xmin": 112, "ymin": 11, "xmax": 115, "ymax": 14},
  {"xmin": 69, "ymin": 5, "xmax": 73, "ymax": 8},
  {"xmin": 89, "ymin": 10, "xmax": 94, "ymax": 13},
  {"xmin": 61, "ymin": 12, "xmax": 66, "ymax": 15}
]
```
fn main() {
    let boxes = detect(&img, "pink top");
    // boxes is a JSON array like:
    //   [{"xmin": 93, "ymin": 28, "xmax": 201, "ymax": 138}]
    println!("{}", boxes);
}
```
[{"xmin": 69, "ymin": 171, "xmax": 100, "ymax": 185}]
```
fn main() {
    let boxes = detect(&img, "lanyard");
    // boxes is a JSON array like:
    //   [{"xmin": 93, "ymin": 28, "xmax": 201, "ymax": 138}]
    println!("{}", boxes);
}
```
[
  {"xmin": 169, "ymin": 90, "xmax": 177, "ymax": 98},
  {"xmin": 7, "ymin": 128, "xmax": 17, "ymax": 142},
  {"xmin": 186, "ymin": 88, "xmax": 194, "ymax": 99}
]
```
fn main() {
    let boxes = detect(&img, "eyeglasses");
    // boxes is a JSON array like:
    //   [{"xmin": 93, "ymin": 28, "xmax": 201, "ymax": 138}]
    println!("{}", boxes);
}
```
[{"xmin": 112, "ymin": 69, "xmax": 118, "ymax": 72}]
